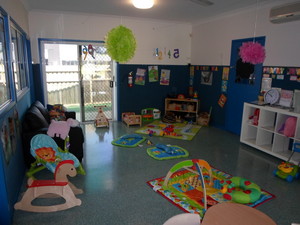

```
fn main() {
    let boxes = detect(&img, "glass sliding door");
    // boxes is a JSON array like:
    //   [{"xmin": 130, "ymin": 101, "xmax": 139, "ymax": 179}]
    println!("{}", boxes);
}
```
[{"xmin": 40, "ymin": 40, "xmax": 114, "ymax": 122}]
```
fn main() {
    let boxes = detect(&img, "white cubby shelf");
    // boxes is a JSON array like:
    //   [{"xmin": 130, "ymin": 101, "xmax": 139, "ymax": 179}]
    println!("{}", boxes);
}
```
[{"xmin": 240, "ymin": 102, "xmax": 300, "ymax": 164}]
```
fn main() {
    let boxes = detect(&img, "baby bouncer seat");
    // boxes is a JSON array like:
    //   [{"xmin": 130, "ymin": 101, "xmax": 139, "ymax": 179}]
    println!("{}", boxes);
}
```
[
  {"xmin": 26, "ymin": 134, "xmax": 85, "ymax": 179},
  {"xmin": 15, "ymin": 134, "xmax": 85, "ymax": 212}
]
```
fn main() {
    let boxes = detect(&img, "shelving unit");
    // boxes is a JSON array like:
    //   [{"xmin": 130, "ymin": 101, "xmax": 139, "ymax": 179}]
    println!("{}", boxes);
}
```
[
  {"xmin": 165, "ymin": 98, "xmax": 199, "ymax": 121},
  {"xmin": 240, "ymin": 102, "xmax": 300, "ymax": 164}
]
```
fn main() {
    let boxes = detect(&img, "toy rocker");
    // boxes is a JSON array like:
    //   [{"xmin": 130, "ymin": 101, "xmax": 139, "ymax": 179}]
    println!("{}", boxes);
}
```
[
  {"xmin": 14, "ymin": 160, "xmax": 82, "ymax": 212},
  {"xmin": 26, "ymin": 134, "xmax": 85, "ymax": 186},
  {"xmin": 94, "ymin": 105, "xmax": 109, "ymax": 128}
]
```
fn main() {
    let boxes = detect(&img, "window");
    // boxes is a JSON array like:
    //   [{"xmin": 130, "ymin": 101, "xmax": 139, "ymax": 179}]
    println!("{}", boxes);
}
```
[
  {"xmin": 10, "ymin": 23, "xmax": 27, "ymax": 93},
  {"xmin": 0, "ymin": 15, "xmax": 10, "ymax": 105}
]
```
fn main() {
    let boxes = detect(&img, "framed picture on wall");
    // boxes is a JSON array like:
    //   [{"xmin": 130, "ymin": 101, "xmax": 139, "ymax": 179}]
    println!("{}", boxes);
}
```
[{"xmin": 201, "ymin": 71, "xmax": 213, "ymax": 85}]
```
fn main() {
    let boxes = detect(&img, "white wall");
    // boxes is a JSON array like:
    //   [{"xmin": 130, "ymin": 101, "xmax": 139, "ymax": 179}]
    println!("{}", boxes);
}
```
[
  {"xmin": 191, "ymin": 3, "xmax": 300, "ymax": 67},
  {"xmin": 28, "ymin": 11, "xmax": 192, "ymax": 65},
  {"xmin": 0, "ymin": 0, "xmax": 29, "ymax": 34}
]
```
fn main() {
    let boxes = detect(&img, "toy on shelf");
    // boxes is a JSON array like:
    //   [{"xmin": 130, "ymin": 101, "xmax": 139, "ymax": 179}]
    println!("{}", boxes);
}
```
[
  {"xmin": 94, "ymin": 105, "xmax": 109, "ymax": 128},
  {"xmin": 141, "ymin": 108, "xmax": 161, "ymax": 122},
  {"xmin": 14, "ymin": 160, "xmax": 82, "ymax": 212},
  {"xmin": 248, "ymin": 108, "xmax": 260, "ymax": 126},
  {"xmin": 278, "ymin": 116, "xmax": 297, "ymax": 137},
  {"xmin": 122, "ymin": 112, "xmax": 142, "ymax": 127},
  {"xmin": 273, "ymin": 142, "xmax": 300, "ymax": 182}
]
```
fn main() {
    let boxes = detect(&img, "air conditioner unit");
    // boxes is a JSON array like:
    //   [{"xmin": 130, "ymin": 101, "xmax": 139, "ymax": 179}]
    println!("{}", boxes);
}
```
[{"xmin": 270, "ymin": 1, "xmax": 300, "ymax": 24}]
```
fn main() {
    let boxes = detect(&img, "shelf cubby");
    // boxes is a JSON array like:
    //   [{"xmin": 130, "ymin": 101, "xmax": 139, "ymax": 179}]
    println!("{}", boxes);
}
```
[
  {"xmin": 259, "ymin": 109, "xmax": 276, "ymax": 131},
  {"xmin": 256, "ymin": 129, "xmax": 273, "ymax": 152}
]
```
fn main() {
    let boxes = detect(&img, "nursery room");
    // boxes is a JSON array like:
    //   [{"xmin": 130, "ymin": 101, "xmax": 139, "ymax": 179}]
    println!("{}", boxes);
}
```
[{"xmin": 1, "ymin": 0, "xmax": 300, "ymax": 225}]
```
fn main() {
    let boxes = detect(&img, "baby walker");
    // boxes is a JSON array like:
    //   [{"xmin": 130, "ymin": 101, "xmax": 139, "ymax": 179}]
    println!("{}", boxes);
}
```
[{"xmin": 273, "ymin": 143, "xmax": 300, "ymax": 182}]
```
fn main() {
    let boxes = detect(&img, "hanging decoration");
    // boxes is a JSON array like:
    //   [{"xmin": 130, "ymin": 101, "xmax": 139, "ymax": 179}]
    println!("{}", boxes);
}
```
[
  {"xmin": 105, "ymin": 25, "xmax": 137, "ymax": 63},
  {"xmin": 239, "ymin": 41, "xmax": 266, "ymax": 65}
]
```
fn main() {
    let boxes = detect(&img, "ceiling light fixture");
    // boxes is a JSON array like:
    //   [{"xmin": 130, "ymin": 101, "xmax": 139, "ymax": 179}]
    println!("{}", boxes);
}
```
[{"xmin": 132, "ymin": 0, "xmax": 154, "ymax": 9}]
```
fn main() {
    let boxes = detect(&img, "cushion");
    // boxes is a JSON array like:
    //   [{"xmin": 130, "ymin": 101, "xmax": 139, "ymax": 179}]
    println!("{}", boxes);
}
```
[
  {"xmin": 283, "ymin": 117, "xmax": 297, "ymax": 137},
  {"xmin": 48, "ymin": 104, "xmax": 67, "ymax": 121},
  {"xmin": 33, "ymin": 101, "xmax": 50, "ymax": 123},
  {"xmin": 24, "ymin": 106, "xmax": 49, "ymax": 131}
]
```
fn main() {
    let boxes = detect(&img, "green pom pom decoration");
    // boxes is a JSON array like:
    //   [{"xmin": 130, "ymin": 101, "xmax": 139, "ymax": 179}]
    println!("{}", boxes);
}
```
[{"xmin": 105, "ymin": 25, "xmax": 137, "ymax": 63}]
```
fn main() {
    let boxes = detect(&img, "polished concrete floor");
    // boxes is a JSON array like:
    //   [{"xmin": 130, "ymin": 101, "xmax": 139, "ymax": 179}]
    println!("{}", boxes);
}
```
[{"xmin": 13, "ymin": 121, "xmax": 300, "ymax": 225}]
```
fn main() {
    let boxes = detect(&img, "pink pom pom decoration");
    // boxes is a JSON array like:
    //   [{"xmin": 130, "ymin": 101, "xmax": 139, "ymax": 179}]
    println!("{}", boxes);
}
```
[{"xmin": 239, "ymin": 42, "xmax": 266, "ymax": 64}]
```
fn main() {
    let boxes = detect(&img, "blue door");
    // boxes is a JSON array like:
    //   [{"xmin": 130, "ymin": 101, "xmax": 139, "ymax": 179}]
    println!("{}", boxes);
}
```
[{"xmin": 225, "ymin": 36, "xmax": 265, "ymax": 135}]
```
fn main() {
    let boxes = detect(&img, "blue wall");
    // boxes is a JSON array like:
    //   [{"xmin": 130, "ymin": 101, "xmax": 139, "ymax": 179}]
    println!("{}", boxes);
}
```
[
  {"xmin": 0, "ymin": 92, "xmax": 31, "ymax": 225},
  {"xmin": 269, "ymin": 66, "xmax": 300, "ymax": 91},
  {"xmin": 117, "ymin": 64, "xmax": 190, "ymax": 120},
  {"xmin": 192, "ymin": 66, "xmax": 227, "ymax": 129},
  {"xmin": 117, "ymin": 63, "xmax": 300, "ymax": 130}
]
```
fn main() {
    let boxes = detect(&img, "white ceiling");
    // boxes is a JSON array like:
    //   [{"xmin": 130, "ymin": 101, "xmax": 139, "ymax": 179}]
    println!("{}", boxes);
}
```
[{"xmin": 20, "ymin": 0, "xmax": 296, "ymax": 23}]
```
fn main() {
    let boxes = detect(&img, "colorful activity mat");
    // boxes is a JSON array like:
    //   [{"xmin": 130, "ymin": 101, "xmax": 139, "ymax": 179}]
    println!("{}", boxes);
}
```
[
  {"xmin": 147, "ymin": 168, "xmax": 275, "ymax": 216},
  {"xmin": 147, "ymin": 145, "xmax": 189, "ymax": 160},
  {"xmin": 111, "ymin": 134, "xmax": 146, "ymax": 147},
  {"xmin": 135, "ymin": 120, "xmax": 201, "ymax": 141}
]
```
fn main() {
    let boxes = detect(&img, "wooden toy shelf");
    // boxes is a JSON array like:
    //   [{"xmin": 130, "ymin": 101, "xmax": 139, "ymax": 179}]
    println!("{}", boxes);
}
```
[
  {"xmin": 240, "ymin": 102, "xmax": 300, "ymax": 164},
  {"xmin": 165, "ymin": 98, "xmax": 199, "ymax": 116}
]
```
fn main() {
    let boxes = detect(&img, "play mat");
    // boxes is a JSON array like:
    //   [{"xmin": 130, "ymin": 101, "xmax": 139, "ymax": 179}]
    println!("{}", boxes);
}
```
[
  {"xmin": 111, "ymin": 134, "xmax": 146, "ymax": 147},
  {"xmin": 147, "ymin": 167, "xmax": 275, "ymax": 217},
  {"xmin": 135, "ymin": 120, "xmax": 201, "ymax": 141},
  {"xmin": 147, "ymin": 144, "xmax": 189, "ymax": 160}
]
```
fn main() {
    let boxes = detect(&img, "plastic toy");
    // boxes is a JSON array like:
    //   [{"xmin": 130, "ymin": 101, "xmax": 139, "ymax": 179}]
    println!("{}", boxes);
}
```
[
  {"xmin": 147, "ymin": 144, "xmax": 189, "ymax": 160},
  {"xmin": 111, "ymin": 134, "xmax": 146, "ymax": 147},
  {"xmin": 141, "ymin": 108, "xmax": 161, "ymax": 122},
  {"xmin": 94, "ymin": 105, "xmax": 109, "ymax": 128},
  {"xmin": 278, "ymin": 116, "xmax": 297, "ymax": 137},
  {"xmin": 273, "ymin": 142, "xmax": 300, "ymax": 182},
  {"xmin": 122, "ymin": 112, "xmax": 142, "ymax": 127},
  {"xmin": 26, "ymin": 134, "xmax": 85, "ymax": 179},
  {"xmin": 163, "ymin": 159, "xmax": 213, "ymax": 214},
  {"xmin": 146, "ymin": 139, "xmax": 153, "ymax": 145},
  {"xmin": 14, "ymin": 160, "xmax": 82, "ymax": 212},
  {"xmin": 163, "ymin": 159, "xmax": 213, "ymax": 191},
  {"xmin": 177, "ymin": 94, "xmax": 185, "ymax": 99},
  {"xmin": 220, "ymin": 177, "xmax": 261, "ymax": 204},
  {"xmin": 249, "ymin": 108, "xmax": 260, "ymax": 126}
]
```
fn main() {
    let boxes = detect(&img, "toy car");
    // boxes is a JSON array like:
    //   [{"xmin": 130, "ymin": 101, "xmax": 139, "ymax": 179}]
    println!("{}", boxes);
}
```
[
  {"xmin": 273, "ymin": 162, "xmax": 299, "ymax": 182},
  {"xmin": 273, "ymin": 143, "xmax": 300, "ymax": 182}
]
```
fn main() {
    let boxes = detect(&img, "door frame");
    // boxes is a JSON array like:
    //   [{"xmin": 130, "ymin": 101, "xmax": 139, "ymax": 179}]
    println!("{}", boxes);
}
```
[{"xmin": 38, "ymin": 38, "xmax": 117, "ymax": 121}]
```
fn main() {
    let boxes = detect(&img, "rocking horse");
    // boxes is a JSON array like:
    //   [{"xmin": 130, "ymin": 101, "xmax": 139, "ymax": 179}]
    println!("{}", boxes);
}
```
[{"xmin": 14, "ymin": 160, "xmax": 82, "ymax": 212}]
